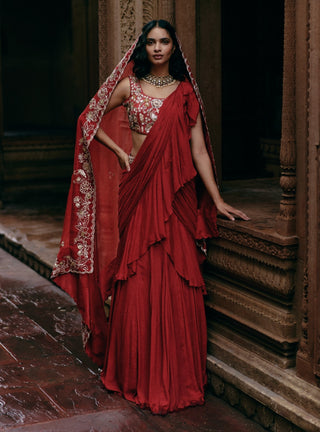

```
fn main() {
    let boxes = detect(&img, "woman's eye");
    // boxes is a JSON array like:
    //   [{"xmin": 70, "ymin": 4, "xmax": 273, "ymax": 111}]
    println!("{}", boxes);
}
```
[
  {"xmin": 146, "ymin": 40, "xmax": 154, "ymax": 45},
  {"xmin": 162, "ymin": 39, "xmax": 170, "ymax": 44}
]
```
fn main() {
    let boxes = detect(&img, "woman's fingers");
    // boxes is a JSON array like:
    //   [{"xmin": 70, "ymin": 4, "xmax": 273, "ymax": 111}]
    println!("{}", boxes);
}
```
[
  {"xmin": 228, "ymin": 207, "xmax": 250, "ymax": 220},
  {"xmin": 237, "ymin": 211, "xmax": 250, "ymax": 220},
  {"xmin": 124, "ymin": 157, "xmax": 131, "ymax": 172},
  {"xmin": 217, "ymin": 204, "xmax": 235, "ymax": 221},
  {"xmin": 118, "ymin": 153, "xmax": 131, "ymax": 172},
  {"xmin": 217, "ymin": 202, "xmax": 250, "ymax": 221},
  {"xmin": 220, "ymin": 208, "xmax": 235, "ymax": 221}
]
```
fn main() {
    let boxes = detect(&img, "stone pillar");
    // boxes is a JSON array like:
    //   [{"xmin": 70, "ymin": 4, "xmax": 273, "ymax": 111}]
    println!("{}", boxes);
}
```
[
  {"xmin": 296, "ymin": 0, "xmax": 320, "ymax": 383},
  {"xmin": 276, "ymin": 0, "xmax": 296, "ymax": 237},
  {"xmin": 196, "ymin": 0, "xmax": 222, "ymax": 180},
  {"xmin": 98, "ymin": 0, "xmax": 145, "ymax": 83},
  {"xmin": 175, "ymin": 0, "xmax": 197, "ymax": 74}
]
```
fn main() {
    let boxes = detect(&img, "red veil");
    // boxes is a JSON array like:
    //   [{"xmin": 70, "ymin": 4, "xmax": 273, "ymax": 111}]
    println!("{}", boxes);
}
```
[{"xmin": 51, "ymin": 37, "xmax": 218, "ymax": 366}]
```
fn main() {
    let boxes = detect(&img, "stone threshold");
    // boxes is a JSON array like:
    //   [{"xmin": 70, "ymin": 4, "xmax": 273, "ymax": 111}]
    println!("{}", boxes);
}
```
[
  {"xmin": 0, "ymin": 232, "xmax": 53, "ymax": 280},
  {"xmin": 207, "ymin": 332, "xmax": 320, "ymax": 432},
  {"xmin": 0, "ymin": 203, "xmax": 64, "ymax": 280}
]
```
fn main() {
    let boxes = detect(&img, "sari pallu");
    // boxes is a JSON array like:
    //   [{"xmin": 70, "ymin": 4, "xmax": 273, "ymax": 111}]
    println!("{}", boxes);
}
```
[
  {"xmin": 110, "ymin": 79, "xmax": 218, "ymax": 289},
  {"xmin": 101, "ymin": 79, "xmax": 218, "ymax": 414}
]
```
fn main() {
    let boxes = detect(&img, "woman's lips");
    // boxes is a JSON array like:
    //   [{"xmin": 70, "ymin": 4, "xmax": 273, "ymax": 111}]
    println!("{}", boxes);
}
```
[{"xmin": 153, "ymin": 55, "xmax": 163, "ymax": 60}]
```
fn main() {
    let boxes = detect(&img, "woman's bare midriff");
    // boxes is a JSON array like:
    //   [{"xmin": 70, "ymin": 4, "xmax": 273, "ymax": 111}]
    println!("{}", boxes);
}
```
[{"xmin": 130, "ymin": 130, "xmax": 148, "ymax": 157}]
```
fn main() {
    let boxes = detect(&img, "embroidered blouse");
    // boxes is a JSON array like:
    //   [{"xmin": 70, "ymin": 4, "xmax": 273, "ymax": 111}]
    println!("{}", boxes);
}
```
[{"xmin": 123, "ymin": 76, "xmax": 164, "ymax": 135}]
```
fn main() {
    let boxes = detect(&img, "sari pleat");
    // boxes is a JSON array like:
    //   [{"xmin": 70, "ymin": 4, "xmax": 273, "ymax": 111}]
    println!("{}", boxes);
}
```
[{"xmin": 101, "ymin": 242, "xmax": 207, "ymax": 414}]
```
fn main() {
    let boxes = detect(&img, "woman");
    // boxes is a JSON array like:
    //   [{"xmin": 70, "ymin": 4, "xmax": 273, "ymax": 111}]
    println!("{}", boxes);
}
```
[{"xmin": 52, "ymin": 19, "xmax": 248, "ymax": 415}]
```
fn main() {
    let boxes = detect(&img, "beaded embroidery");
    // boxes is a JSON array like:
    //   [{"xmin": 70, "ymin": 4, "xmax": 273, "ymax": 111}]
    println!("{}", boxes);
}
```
[{"xmin": 123, "ymin": 76, "xmax": 164, "ymax": 135}]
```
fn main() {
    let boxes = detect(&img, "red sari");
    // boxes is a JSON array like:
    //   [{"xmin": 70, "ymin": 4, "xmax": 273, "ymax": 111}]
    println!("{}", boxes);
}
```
[
  {"xmin": 52, "ymin": 39, "xmax": 218, "ymax": 414},
  {"xmin": 101, "ymin": 81, "xmax": 217, "ymax": 413}
]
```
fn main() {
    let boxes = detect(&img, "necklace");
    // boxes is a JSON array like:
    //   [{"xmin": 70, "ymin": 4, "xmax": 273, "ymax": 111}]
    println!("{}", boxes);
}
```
[{"xmin": 142, "ymin": 73, "xmax": 176, "ymax": 88}]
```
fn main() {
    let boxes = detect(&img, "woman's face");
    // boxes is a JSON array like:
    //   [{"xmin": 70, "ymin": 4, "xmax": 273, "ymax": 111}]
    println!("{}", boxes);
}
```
[{"xmin": 145, "ymin": 27, "xmax": 174, "ymax": 69}]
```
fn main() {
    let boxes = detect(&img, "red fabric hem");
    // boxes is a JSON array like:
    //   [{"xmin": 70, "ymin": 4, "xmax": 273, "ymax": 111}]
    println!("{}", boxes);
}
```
[{"xmin": 101, "ymin": 385, "xmax": 206, "ymax": 415}]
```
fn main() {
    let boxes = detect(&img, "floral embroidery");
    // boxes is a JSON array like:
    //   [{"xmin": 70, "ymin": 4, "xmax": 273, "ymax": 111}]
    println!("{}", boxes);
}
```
[
  {"xmin": 123, "ymin": 77, "xmax": 164, "ymax": 135},
  {"xmin": 51, "ymin": 43, "xmax": 137, "ymax": 278}
]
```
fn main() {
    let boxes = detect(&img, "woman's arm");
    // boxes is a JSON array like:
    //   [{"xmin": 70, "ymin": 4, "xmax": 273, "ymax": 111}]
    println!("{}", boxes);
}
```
[
  {"xmin": 94, "ymin": 78, "xmax": 131, "ymax": 171},
  {"xmin": 190, "ymin": 113, "xmax": 249, "ymax": 221}
]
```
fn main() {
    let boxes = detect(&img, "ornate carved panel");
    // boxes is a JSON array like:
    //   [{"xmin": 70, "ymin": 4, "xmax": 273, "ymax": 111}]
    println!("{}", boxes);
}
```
[
  {"xmin": 206, "ymin": 282, "xmax": 297, "ymax": 340},
  {"xmin": 217, "ymin": 225, "xmax": 298, "ymax": 260},
  {"xmin": 206, "ymin": 219, "xmax": 298, "ymax": 367},
  {"xmin": 120, "ymin": 0, "xmax": 137, "ymax": 55}
]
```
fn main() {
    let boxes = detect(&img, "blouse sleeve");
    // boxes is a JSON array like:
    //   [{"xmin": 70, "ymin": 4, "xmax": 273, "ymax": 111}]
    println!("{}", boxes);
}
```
[{"xmin": 183, "ymin": 81, "xmax": 200, "ymax": 128}]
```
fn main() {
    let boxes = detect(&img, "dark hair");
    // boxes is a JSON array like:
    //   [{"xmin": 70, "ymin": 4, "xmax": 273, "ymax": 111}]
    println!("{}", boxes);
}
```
[{"xmin": 131, "ymin": 20, "xmax": 188, "ymax": 81}]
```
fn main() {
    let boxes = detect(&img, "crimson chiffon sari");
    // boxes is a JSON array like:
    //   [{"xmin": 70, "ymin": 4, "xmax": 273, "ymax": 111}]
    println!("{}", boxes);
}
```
[
  {"xmin": 52, "ymin": 39, "xmax": 218, "ymax": 414},
  {"xmin": 101, "ymin": 81, "xmax": 217, "ymax": 413}
]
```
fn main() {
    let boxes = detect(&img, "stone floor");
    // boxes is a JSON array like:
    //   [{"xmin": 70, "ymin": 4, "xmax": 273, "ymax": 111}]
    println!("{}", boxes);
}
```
[
  {"xmin": 0, "ymin": 248, "xmax": 267, "ymax": 431},
  {"xmin": 0, "ymin": 200, "xmax": 65, "ymax": 278}
]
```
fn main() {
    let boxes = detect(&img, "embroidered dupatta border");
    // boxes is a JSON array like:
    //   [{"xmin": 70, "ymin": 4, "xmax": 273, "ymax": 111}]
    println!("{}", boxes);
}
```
[{"xmin": 51, "ymin": 41, "xmax": 138, "ymax": 278}]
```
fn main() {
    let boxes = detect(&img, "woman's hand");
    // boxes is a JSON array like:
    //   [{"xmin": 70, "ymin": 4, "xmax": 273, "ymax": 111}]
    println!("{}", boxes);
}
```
[
  {"xmin": 215, "ymin": 199, "xmax": 250, "ymax": 221},
  {"xmin": 117, "ymin": 150, "xmax": 131, "ymax": 172}
]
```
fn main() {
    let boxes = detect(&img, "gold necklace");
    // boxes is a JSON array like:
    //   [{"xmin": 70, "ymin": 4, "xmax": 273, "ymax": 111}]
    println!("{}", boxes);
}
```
[{"xmin": 142, "ymin": 73, "xmax": 176, "ymax": 88}]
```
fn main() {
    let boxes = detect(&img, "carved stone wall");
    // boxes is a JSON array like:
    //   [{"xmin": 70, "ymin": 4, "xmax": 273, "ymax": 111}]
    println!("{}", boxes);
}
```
[
  {"xmin": 205, "ymin": 222, "xmax": 298, "ymax": 368},
  {"xmin": 295, "ymin": 0, "xmax": 312, "ymax": 378},
  {"xmin": 120, "ymin": 0, "xmax": 141, "ymax": 55},
  {"xmin": 296, "ymin": 0, "xmax": 320, "ymax": 384}
]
